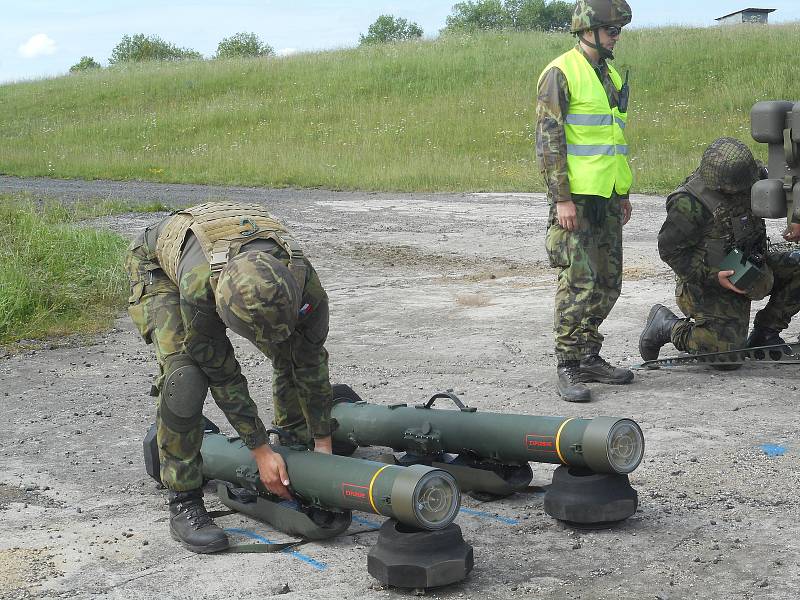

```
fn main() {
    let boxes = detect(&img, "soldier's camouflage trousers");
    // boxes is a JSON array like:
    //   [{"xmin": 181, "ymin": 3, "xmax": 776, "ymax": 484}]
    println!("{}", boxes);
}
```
[
  {"xmin": 257, "ymin": 300, "xmax": 332, "ymax": 447},
  {"xmin": 672, "ymin": 251, "xmax": 800, "ymax": 353},
  {"xmin": 545, "ymin": 195, "xmax": 623, "ymax": 362},
  {"xmin": 125, "ymin": 231, "xmax": 205, "ymax": 491}
]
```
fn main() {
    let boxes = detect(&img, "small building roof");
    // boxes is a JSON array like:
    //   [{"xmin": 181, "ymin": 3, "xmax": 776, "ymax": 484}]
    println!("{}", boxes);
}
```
[{"xmin": 716, "ymin": 8, "xmax": 776, "ymax": 21}]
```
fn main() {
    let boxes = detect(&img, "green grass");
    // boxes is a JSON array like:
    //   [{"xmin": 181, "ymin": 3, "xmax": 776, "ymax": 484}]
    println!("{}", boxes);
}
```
[
  {"xmin": 0, "ymin": 196, "xmax": 150, "ymax": 344},
  {"xmin": 1, "ymin": 25, "xmax": 799, "ymax": 193}
]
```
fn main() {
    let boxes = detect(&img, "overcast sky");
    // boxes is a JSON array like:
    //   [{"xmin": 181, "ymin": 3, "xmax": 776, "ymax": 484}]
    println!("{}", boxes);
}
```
[{"xmin": 2, "ymin": 1, "xmax": 799, "ymax": 84}]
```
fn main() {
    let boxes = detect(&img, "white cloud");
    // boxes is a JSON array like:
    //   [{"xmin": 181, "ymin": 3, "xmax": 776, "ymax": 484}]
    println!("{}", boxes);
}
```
[
  {"xmin": 18, "ymin": 34, "xmax": 57, "ymax": 59},
  {"xmin": 276, "ymin": 47, "xmax": 298, "ymax": 57}
]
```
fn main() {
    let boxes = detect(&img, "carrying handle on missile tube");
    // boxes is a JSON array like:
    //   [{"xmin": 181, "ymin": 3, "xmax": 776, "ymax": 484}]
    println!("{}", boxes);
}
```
[
  {"xmin": 417, "ymin": 390, "xmax": 477, "ymax": 412},
  {"xmin": 265, "ymin": 427, "xmax": 304, "ymax": 448}
]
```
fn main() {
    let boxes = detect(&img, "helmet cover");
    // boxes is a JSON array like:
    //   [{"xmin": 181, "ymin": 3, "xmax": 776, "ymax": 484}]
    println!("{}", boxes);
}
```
[
  {"xmin": 216, "ymin": 251, "xmax": 302, "ymax": 346},
  {"xmin": 571, "ymin": 0, "xmax": 632, "ymax": 33}
]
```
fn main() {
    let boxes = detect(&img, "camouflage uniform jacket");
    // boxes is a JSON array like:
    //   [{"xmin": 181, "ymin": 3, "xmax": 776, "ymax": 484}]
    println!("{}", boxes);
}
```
[
  {"xmin": 535, "ymin": 44, "xmax": 627, "ymax": 204},
  {"xmin": 145, "ymin": 224, "xmax": 332, "ymax": 448},
  {"xmin": 657, "ymin": 191, "xmax": 767, "ymax": 288}
]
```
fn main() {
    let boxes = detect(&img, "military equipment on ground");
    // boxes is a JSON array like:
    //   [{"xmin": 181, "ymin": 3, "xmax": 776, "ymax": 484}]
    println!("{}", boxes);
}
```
[
  {"xmin": 368, "ymin": 521, "xmax": 474, "ymax": 593},
  {"xmin": 751, "ymin": 101, "xmax": 800, "ymax": 223},
  {"xmin": 639, "ymin": 342, "xmax": 800, "ymax": 369},
  {"xmin": 143, "ymin": 423, "xmax": 461, "ymax": 538},
  {"xmin": 330, "ymin": 385, "xmax": 643, "ymax": 524}
]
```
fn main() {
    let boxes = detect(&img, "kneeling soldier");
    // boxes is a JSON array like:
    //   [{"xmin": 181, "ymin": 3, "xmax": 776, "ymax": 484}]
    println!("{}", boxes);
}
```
[
  {"xmin": 640, "ymin": 138, "xmax": 800, "ymax": 365},
  {"xmin": 125, "ymin": 202, "xmax": 333, "ymax": 553}
]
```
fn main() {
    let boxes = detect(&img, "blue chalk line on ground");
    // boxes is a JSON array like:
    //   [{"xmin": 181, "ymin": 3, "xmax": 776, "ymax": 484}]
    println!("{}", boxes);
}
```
[
  {"xmin": 759, "ymin": 444, "xmax": 786, "ymax": 457},
  {"xmin": 459, "ymin": 507, "xmax": 519, "ymax": 525},
  {"xmin": 351, "ymin": 515, "xmax": 382, "ymax": 527}
]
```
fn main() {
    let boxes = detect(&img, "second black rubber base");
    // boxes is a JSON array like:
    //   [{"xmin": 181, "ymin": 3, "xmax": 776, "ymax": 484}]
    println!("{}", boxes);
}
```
[
  {"xmin": 544, "ymin": 465, "xmax": 638, "ymax": 526},
  {"xmin": 367, "ymin": 520, "xmax": 474, "ymax": 590}
]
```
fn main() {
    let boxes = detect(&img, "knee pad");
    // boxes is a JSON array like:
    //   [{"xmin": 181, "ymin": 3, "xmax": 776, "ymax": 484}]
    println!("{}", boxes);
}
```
[{"xmin": 160, "ymin": 354, "xmax": 208, "ymax": 432}]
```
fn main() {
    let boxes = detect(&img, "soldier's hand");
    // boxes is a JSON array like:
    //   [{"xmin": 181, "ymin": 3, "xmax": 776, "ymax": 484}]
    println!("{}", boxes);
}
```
[
  {"xmin": 717, "ymin": 270, "xmax": 746, "ymax": 295},
  {"xmin": 782, "ymin": 222, "xmax": 800, "ymax": 242},
  {"xmin": 621, "ymin": 198, "xmax": 632, "ymax": 225},
  {"xmin": 251, "ymin": 444, "xmax": 292, "ymax": 500},
  {"xmin": 313, "ymin": 435, "xmax": 333, "ymax": 454},
  {"xmin": 556, "ymin": 200, "xmax": 578, "ymax": 231}
]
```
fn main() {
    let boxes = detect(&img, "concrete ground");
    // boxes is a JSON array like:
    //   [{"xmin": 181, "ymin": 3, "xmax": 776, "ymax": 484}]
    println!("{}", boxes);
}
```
[{"xmin": 0, "ymin": 176, "xmax": 798, "ymax": 600}]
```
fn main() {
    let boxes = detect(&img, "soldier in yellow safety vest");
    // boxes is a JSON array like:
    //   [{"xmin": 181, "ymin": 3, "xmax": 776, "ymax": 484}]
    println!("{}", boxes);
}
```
[{"xmin": 535, "ymin": 0, "xmax": 634, "ymax": 402}]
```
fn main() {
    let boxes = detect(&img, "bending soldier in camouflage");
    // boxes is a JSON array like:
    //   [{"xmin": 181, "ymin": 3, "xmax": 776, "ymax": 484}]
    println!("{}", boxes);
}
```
[
  {"xmin": 125, "ymin": 202, "xmax": 334, "ymax": 553},
  {"xmin": 536, "ymin": 0, "xmax": 634, "ymax": 402},
  {"xmin": 639, "ymin": 138, "xmax": 800, "ymax": 365}
]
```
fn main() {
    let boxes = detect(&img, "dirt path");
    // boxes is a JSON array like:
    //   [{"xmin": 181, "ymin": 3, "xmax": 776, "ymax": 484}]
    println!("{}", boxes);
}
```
[{"xmin": 1, "ymin": 176, "xmax": 797, "ymax": 600}]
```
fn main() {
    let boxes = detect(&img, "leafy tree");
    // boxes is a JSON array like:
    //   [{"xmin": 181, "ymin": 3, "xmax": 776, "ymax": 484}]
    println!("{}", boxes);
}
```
[
  {"xmin": 444, "ymin": 0, "xmax": 571, "ymax": 32},
  {"xmin": 445, "ymin": 0, "xmax": 510, "ymax": 31},
  {"xmin": 359, "ymin": 15, "xmax": 424, "ymax": 45},
  {"xmin": 108, "ymin": 34, "xmax": 202, "ymax": 64},
  {"xmin": 541, "ymin": 0, "xmax": 572, "ymax": 32},
  {"xmin": 69, "ymin": 56, "xmax": 101, "ymax": 73},
  {"xmin": 215, "ymin": 32, "xmax": 274, "ymax": 59}
]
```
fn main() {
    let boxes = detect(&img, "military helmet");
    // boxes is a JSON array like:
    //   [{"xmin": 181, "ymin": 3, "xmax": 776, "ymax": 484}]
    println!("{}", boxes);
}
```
[
  {"xmin": 215, "ymin": 251, "xmax": 302, "ymax": 346},
  {"xmin": 571, "ymin": 0, "xmax": 633, "ymax": 33},
  {"xmin": 698, "ymin": 137, "xmax": 760, "ymax": 194}
]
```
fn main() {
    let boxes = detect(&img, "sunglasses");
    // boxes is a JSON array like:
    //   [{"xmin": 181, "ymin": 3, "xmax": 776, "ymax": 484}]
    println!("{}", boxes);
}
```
[{"xmin": 603, "ymin": 26, "xmax": 623, "ymax": 37}]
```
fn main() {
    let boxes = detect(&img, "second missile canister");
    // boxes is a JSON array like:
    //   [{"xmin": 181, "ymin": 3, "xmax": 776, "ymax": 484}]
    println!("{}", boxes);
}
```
[{"xmin": 331, "ymin": 392, "xmax": 644, "ymax": 475}]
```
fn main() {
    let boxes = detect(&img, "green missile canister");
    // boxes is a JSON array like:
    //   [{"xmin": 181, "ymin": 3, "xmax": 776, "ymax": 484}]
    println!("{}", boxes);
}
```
[
  {"xmin": 331, "ymin": 391, "xmax": 644, "ymax": 475},
  {"xmin": 201, "ymin": 432, "xmax": 461, "ymax": 531}
]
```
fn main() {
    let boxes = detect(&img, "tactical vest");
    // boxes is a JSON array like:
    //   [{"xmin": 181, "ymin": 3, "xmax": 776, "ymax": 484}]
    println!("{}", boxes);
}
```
[
  {"xmin": 155, "ymin": 202, "xmax": 306, "ymax": 289},
  {"xmin": 538, "ymin": 48, "xmax": 632, "ymax": 198},
  {"xmin": 666, "ymin": 173, "xmax": 762, "ymax": 269}
]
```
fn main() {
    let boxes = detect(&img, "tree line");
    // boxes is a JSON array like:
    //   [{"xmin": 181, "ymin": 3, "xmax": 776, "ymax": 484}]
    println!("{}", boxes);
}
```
[
  {"xmin": 70, "ymin": 32, "xmax": 272, "ymax": 72},
  {"xmin": 70, "ymin": 1, "xmax": 572, "ymax": 72}
]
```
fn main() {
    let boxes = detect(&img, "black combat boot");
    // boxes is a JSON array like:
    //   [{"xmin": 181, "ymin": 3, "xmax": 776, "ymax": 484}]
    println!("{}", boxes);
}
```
[
  {"xmin": 556, "ymin": 361, "xmax": 591, "ymax": 403},
  {"xmin": 579, "ymin": 354, "xmax": 634, "ymax": 384},
  {"xmin": 746, "ymin": 325, "xmax": 785, "ymax": 348},
  {"xmin": 169, "ymin": 489, "xmax": 229, "ymax": 553},
  {"xmin": 639, "ymin": 304, "xmax": 681, "ymax": 361}
]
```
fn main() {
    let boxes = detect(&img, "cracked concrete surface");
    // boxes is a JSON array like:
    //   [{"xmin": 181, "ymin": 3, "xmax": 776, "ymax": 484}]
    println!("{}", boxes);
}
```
[{"xmin": 1, "ymin": 177, "xmax": 798, "ymax": 599}]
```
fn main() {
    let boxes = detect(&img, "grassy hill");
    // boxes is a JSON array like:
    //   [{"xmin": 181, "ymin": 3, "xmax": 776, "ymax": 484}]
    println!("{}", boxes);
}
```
[{"xmin": 1, "ymin": 25, "xmax": 799, "ymax": 194}]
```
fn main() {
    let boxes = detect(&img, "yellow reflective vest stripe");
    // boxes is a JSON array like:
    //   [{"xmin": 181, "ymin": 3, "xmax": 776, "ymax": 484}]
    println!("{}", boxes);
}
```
[{"xmin": 538, "ymin": 48, "xmax": 633, "ymax": 198}]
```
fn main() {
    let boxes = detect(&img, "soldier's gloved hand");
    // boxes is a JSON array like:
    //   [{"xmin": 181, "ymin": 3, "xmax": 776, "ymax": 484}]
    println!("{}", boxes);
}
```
[
  {"xmin": 717, "ymin": 270, "xmax": 746, "ymax": 295},
  {"xmin": 251, "ymin": 444, "xmax": 292, "ymax": 500},
  {"xmin": 556, "ymin": 200, "xmax": 578, "ymax": 231},
  {"xmin": 313, "ymin": 435, "xmax": 333, "ymax": 455},
  {"xmin": 782, "ymin": 222, "xmax": 800, "ymax": 242},
  {"xmin": 621, "ymin": 198, "xmax": 632, "ymax": 225}
]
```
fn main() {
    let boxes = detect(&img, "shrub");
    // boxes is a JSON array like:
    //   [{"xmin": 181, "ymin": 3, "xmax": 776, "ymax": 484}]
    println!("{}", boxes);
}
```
[
  {"xmin": 359, "ymin": 15, "xmax": 424, "ymax": 45},
  {"xmin": 215, "ymin": 32, "xmax": 274, "ymax": 59},
  {"xmin": 69, "ymin": 56, "xmax": 101, "ymax": 73},
  {"xmin": 108, "ymin": 34, "xmax": 202, "ymax": 64}
]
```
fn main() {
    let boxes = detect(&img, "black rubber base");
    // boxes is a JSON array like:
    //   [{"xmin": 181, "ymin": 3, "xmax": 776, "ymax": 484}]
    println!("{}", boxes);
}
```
[
  {"xmin": 367, "ymin": 520, "xmax": 474, "ymax": 590},
  {"xmin": 543, "ymin": 466, "xmax": 638, "ymax": 526}
]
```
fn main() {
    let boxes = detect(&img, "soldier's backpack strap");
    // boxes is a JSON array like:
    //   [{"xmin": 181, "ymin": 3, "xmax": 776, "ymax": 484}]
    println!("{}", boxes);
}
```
[
  {"xmin": 282, "ymin": 236, "xmax": 307, "ymax": 290},
  {"xmin": 681, "ymin": 173, "xmax": 725, "ymax": 215},
  {"xmin": 208, "ymin": 233, "xmax": 307, "ymax": 290},
  {"xmin": 209, "ymin": 239, "xmax": 232, "ymax": 278},
  {"xmin": 667, "ymin": 173, "xmax": 729, "ymax": 268}
]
